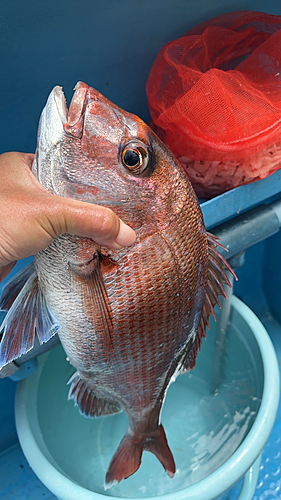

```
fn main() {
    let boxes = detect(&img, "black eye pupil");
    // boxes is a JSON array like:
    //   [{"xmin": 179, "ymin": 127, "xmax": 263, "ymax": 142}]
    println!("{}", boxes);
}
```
[{"xmin": 123, "ymin": 150, "xmax": 140, "ymax": 167}]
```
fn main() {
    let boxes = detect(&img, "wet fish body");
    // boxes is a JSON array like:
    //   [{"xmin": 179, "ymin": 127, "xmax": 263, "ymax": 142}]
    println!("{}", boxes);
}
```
[{"xmin": 0, "ymin": 82, "xmax": 234, "ymax": 486}]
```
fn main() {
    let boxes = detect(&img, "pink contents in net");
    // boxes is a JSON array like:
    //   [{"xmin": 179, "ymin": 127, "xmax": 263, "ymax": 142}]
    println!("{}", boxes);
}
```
[{"xmin": 146, "ymin": 11, "xmax": 281, "ymax": 198}]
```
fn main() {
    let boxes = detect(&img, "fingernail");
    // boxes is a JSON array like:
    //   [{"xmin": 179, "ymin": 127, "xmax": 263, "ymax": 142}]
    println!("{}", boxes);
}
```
[{"xmin": 115, "ymin": 221, "xmax": 136, "ymax": 248}]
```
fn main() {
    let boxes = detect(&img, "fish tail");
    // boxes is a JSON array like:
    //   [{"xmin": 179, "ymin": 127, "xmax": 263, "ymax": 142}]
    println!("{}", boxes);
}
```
[
  {"xmin": 104, "ymin": 424, "xmax": 175, "ymax": 488},
  {"xmin": 144, "ymin": 424, "xmax": 175, "ymax": 477}
]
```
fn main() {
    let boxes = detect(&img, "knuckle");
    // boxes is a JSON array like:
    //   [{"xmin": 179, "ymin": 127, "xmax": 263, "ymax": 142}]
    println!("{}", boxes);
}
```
[{"xmin": 97, "ymin": 208, "xmax": 119, "ymax": 239}]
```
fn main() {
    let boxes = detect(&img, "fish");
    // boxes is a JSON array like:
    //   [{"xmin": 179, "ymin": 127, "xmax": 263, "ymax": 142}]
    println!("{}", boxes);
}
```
[{"xmin": 0, "ymin": 81, "xmax": 235, "ymax": 487}]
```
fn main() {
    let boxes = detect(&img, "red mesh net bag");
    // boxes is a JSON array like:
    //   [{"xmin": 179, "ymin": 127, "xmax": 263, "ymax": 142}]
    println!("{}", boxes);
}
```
[{"xmin": 146, "ymin": 11, "xmax": 281, "ymax": 198}]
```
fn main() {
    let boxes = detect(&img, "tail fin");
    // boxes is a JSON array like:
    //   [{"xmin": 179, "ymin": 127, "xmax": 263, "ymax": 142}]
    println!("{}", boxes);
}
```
[{"xmin": 105, "ymin": 424, "xmax": 175, "ymax": 488}]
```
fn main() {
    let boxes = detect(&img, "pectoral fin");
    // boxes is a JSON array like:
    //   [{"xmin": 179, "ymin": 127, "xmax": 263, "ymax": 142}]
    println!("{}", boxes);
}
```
[
  {"xmin": 0, "ymin": 265, "xmax": 61, "ymax": 368},
  {"xmin": 69, "ymin": 254, "xmax": 113, "ymax": 351},
  {"xmin": 0, "ymin": 262, "xmax": 36, "ymax": 310},
  {"xmin": 0, "ymin": 262, "xmax": 17, "ymax": 284}
]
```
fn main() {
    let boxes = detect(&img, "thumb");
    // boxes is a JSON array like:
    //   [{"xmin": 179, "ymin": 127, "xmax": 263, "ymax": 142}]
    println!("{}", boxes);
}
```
[{"xmin": 43, "ymin": 195, "xmax": 136, "ymax": 249}]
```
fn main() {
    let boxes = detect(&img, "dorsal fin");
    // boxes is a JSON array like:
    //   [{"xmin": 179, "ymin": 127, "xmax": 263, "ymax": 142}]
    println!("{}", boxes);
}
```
[{"xmin": 182, "ymin": 232, "xmax": 236, "ymax": 371}]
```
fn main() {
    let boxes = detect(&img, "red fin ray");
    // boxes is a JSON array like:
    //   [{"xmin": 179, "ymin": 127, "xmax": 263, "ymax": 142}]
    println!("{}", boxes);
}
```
[
  {"xmin": 197, "ymin": 232, "xmax": 237, "ymax": 346},
  {"xmin": 69, "ymin": 254, "xmax": 113, "ymax": 353},
  {"xmin": 0, "ymin": 262, "xmax": 17, "ymax": 285},
  {"xmin": 205, "ymin": 290, "xmax": 216, "ymax": 321},
  {"xmin": 105, "ymin": 424, "xmax": 175, "ymax": 488},
  {"xmin": 68, "ymin": 372, "xmax": 122, "ymax": 417},
  {"xmin": 181, "ymin": 232, "xmax": 236, "ymax": 371}
]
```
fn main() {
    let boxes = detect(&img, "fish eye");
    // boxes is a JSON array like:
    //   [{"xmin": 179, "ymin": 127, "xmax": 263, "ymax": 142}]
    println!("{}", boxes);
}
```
[{"xmin": 121, "ymin": 141, "xmax": 149, "ymax": 175}]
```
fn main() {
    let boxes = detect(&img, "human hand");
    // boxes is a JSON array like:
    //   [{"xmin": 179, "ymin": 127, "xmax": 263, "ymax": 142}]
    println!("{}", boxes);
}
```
[{"xmin": 0, "ymin": 152, "xmax": 136, "ymax": 282}]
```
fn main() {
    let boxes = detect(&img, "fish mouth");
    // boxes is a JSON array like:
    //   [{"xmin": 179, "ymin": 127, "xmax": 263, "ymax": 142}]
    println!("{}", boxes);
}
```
[
  {"xmin": 50, "ymin": 82, "xmax": 89, "ymax": 139},
  {"xmin": 53, "ymin": 82, "xmax": 122, "ymax": 141}
]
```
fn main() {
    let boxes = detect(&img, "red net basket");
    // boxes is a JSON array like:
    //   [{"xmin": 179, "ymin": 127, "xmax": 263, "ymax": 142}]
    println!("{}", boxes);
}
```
[{"xmin": 146, "ymin": 11, "xmax": 281, "ymax": 198}]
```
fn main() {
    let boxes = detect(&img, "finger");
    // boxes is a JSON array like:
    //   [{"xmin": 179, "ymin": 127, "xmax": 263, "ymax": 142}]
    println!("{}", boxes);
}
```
[
  {"xmin": 0, "ymin": 151, "xmax": 34, "ymax": 173},
  {"xmin": 44, "ymin": 196, "xmax": 136, "ymax": 249},
  {"xmin": 114, "ymin": 220, "xmax": 137, "ymax": 249},
  {"xmin": 13, "ymin": 153, "xmax": 136, "ymax": 248}
]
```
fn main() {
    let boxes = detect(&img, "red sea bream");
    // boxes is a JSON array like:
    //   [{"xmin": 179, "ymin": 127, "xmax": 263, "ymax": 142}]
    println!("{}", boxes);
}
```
[{"xmin": 0, "ymin": 82, "xmax": 235, "ymax": 487}]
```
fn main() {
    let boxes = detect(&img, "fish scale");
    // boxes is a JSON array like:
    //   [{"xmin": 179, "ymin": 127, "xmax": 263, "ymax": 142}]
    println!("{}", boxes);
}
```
[
  {"xmin": 107, "ymin": 239, "xmax": 179, "ymax": 378},
  {"xmin": 99, "ymin": 229, "xmax": 202, "ymax": 425},
  {"xmin": 0, "ymin": 81, "xmax": 236, "ymax": 487}
]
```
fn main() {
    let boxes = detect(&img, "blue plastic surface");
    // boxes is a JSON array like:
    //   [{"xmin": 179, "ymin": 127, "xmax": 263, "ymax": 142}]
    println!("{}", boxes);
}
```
[
  {"xmin": 201, "ymin": 171, "xmax": 281, "ymax": 229},
  {"xmin": 2, "ymin": 0, "xmax": 281, "ymax": 156},
  {"xmin": 0, "ymin": 445, "xmax": 55, "ymax": 499},
  {"xmin": 254, "ymin": 388, "xmax": 281, "ymax": 500}
]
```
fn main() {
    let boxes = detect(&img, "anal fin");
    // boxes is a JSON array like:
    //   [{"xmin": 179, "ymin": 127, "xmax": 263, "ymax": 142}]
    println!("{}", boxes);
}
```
[{"xmin": 68, "ymin": 372, "xmax": 122, "ymax": 418}]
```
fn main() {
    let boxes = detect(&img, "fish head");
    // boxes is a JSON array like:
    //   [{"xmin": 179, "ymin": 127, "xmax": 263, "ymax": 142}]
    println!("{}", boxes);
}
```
[{"xmin": 33, "ymin": 82, "xmax": 190, "ymax": 232}]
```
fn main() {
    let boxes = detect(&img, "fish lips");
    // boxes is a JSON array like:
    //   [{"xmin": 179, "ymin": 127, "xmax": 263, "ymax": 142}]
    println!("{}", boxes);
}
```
[
  {"xmin": 37, "ymin": 85, "xmax": 68, "ymax": 150},
  {"xmin": 63, "ymin": 82, "xmax": 89, "ymax": 139},
  {"xmin": 53, "ymin": 81, "xmax": 122, "ymax": 142},
  {"xmin": 39, "ymin": 82, "xmax": 97, "ymax": 140},
  {"xmin": 39, "ymin": 82, "xmax": 88, "ymax": 142}
]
